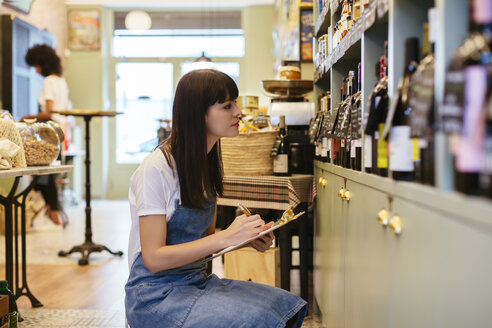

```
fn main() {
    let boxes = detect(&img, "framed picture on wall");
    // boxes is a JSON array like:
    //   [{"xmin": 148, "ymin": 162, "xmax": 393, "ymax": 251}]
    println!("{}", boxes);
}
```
[
  {"xmin": 299, "ymin": 8, "xmax": 313, "ymax": 62},
  {"xmin": 68, "ymin": 9, "xmax": 100, "ymax": 51}
]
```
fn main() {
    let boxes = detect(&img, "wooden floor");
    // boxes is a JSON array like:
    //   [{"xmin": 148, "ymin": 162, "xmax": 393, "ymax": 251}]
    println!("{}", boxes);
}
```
[
  {"xmin": 7, "ymin": 261, "xmax": 127, "ymax": 310},
  {"xmin": 1, "ymin": 200, "xmax": 130, "ymax": 311},
  {"xmin": 1, "ymin": 200, "xmax": 311, "ymax": 314}
]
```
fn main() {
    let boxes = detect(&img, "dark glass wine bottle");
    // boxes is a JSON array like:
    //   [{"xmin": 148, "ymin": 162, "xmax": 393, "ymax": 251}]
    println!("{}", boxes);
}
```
[
  {"xmin": 377, "ymin": 50, "xmax": 389, "ymax": 177},
  {"xmin": 452, "ymin": 0, "xmax": 492, "ymax": 195},
  {"xmin": 345, "ymin": 70, "xmax": 355, "ymax": 169},
  {"xmin": 387, "ymin": 37, "xmax": 419, "ymax": 181},
  {"xmin": 363, "ymin": 61, "xmax": 381, "ymax": 174},
  {"xmin": 351, "ymin": 62, "xmax": 362, "ymax": 171},
  {"xmin": 339, "ymin": 78, "xmax": 348, "ymax": 167},
  {"xmin": 409, "ymin": 8, "xmax": 438, "ymax": 186},
  {"xmin": 273, "ymin": 115, "xmax": 290, "ymax": 176},
  {"xmin": 321, "ymin": 92, "xmax": 331, "ymax": 163},
  {"xmin": 482, "ymin": 109, "xmax": 492, "ymax": 198},
  {"xmin": 366, "ymin": 55, "xmax": 389, "ymax": 177}
]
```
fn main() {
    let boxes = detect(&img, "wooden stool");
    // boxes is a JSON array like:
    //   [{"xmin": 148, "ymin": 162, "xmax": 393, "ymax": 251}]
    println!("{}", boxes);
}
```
[{"xmin": 224, "ymin": 247, "xmax": 280, "ymax": 287}]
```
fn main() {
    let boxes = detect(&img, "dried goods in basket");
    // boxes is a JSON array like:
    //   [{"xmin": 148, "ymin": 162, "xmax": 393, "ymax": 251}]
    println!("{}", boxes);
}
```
[{"xmin": 0, "ymin": 112, "xmax": 27, "ymax": 168}]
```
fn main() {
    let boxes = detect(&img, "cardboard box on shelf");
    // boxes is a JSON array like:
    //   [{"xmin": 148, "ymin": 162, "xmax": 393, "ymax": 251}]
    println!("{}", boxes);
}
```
[{"xmin": 224, "ymin": 247, "xmax": 280, "ymax": 287}]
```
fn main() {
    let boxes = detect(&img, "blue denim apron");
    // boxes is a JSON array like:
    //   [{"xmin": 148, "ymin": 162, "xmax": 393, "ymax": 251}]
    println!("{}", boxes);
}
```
[{"xmin": 125, "ymin": 199, "xmax": 307, "ymax": 328}]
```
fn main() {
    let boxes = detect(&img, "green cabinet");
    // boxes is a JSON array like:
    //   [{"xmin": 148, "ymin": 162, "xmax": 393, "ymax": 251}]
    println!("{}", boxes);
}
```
[{"xmin": 314, "ymin": 161, "xmax": 492, "ymax": 328}]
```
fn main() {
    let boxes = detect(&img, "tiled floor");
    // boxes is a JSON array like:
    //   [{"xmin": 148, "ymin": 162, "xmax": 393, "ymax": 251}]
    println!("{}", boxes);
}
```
[{"xmin": 0, "ymin": 200, "xmax": 324, "ymax": 327}]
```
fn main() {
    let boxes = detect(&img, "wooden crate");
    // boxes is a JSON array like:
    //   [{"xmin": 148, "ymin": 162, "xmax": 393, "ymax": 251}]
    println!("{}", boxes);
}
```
[{"xmin": 224, "ymin": 247, "xmax": 280, "ymax": 287}]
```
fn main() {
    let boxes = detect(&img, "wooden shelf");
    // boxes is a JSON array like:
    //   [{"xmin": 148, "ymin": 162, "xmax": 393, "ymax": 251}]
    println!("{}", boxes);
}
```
[
  {"xmin": 314, "ymin": 0, "xmax": 389, "ymax": 84},
  {"xmin": 314, "ymin": 4, "xmax": 330, "ymax": 37}
]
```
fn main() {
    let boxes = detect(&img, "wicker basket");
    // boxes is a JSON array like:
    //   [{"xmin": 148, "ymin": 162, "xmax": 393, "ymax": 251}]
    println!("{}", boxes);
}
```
[{"xmin": 221, "ymin": 130, "xmax": 277, "ymax": 176}]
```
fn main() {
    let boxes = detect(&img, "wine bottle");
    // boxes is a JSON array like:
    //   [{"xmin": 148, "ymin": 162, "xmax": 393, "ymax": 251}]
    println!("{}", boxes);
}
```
[
  {"xmin": 351, "ymin": 63, "xmax": 363, "ymax": 171},
  {"xmin": 386, "ymin": 37, "xmax": 419, "ymax": 181},
  {"xmin": 482, "ymin": 104, "xmax": 492, "ymax": 198},
  {"xmin": 321, "ymin": 92, "xmax": 332, "ymax": 163},
  {"xmin": 376, "ymin": 54, "xmax": 389, "ymax": 177},
  {"xmin": 366, "ymin": 55, "xmax": 389, "ymax": 177},
  {"xmin": 450, "ymin": 0, "xmax": 492, "ymax": 195},
  {"xmin": 273, "ymin": 115, "xmax": 290, "ymax": 176},
  {"xmin": 310, "ymin": 93, "xmax": 324, "ymax": 161},
  {"xmin": 346, "ymin": 70, "xmax": 356, "ymax": 169},
  {"xmin": 409, "ymin": 9, "xmax": 439, "ymax": 186},
  {"xmin": 363, "ymin": 61, "xmax": 381, "ymax": 174}
]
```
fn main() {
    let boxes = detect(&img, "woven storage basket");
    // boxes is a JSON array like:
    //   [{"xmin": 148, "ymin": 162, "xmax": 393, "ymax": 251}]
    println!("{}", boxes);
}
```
[
  {"xmin": 0, "ymin": 112, "xmax": 27, "ymax": 168},
  {"xmin": 221, "ymin": 130, "xmax": 277, "ymax": 176}
]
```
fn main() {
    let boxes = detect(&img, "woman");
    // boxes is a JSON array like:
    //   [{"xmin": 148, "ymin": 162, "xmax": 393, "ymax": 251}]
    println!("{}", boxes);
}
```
[
  {"xmin": 125, "ymin": 69, "xmax": 307, "ymax": 328},
  {"xmin": 24, "ymin": 44, "xmax": 70, "ymax": 226}
]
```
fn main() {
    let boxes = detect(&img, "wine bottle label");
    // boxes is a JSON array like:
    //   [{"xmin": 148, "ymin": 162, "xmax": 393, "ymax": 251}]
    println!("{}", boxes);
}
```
[
  {"xmin": 377, "ymin": 124, "xmax": 388, "ymax": 169},
  {"xmin": 315, "ymin": 142, "xmax": 320, "ymax": 156},
  {"xmin": 321, "ymin": 137, "xmax": 328, "ymax": 157},
  {"xmin": 273, "ymin": 154, "xmax": 289, "ymax": 173},
  {"xmin": 270, "ymin": 138, "xmax": 281, "ymax": 158},
  {"xmin": 456, "ymin": 65, "xmax": 487, "ymax": 173},
  {"xmin": 390, "ymin": 126, "xmax": 413, "ymax": 172},
  {"xmin": 350, "ymin": 140, "xmax": 356, "ymax": 158},
  {"xmin": 412, "ymin": 138, "xmax": 420, "ymax": 162},
  {"xmin": 364, "ymin": 135, "xmax": 372, "ymax": 168}
]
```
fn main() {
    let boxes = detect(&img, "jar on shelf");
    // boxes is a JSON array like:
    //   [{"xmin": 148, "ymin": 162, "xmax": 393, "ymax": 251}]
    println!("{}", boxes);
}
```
[
  {"xmin": 16, "ymin": 119, "xmax": 61, "ymax": 166},
  {"xmin": 280, "ymin": 66, "xmax": 301, "ymax": 80}
]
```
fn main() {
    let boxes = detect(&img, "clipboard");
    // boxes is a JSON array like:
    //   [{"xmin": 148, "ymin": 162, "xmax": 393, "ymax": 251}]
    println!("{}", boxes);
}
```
[{"xmin": 202, "ymin": 211, "xmax": 305, "ymax": 263}]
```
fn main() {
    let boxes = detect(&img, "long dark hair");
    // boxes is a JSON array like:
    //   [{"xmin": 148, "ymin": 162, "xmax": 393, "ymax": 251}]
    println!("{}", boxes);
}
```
[
  {"xmin": 162, "ymin": 69, "xmax": 238, "ymax": 209},
  {"xmin": 25, "ymin": 44, "xmax": 62, "ymax": 77}
]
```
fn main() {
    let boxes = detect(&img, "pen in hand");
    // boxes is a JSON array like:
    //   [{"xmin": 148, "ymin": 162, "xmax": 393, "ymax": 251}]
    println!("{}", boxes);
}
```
[{"xmin": 238, "ymin": 203, "xmax": 252, "ymax": 216}]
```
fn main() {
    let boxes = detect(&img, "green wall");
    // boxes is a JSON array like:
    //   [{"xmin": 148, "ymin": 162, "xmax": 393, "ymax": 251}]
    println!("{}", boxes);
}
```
[{"xmin": 65, "ymin": 5, "xmax": 276, "ymax": 199}]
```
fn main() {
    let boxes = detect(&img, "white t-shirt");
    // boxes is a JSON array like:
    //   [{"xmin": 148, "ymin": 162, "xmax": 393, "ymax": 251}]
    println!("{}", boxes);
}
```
[
  {"xmin": 127, "ymin": 149, "xmax": 181, "ymax": 268},
  {"xmin": 38, "ymin": 75, "xmax": 70, "ymax": 126}
]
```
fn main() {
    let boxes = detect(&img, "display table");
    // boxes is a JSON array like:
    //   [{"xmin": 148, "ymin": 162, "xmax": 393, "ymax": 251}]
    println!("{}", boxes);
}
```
[
  {"xmin": 217, "ymin": 174, "xmax": 315, "ymax": 301},
  {"xmin": 52, "ymin": 110, "xmax": 123, "ymax": 265},
  {"xmin": 0, "ymin": 165, "xmax": 73, "ymax": 307}
]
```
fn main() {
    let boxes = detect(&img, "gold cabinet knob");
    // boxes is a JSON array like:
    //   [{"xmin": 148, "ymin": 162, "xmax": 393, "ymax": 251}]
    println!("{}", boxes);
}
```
[
  {"xmin": 320, "ymin": 178, "xmax": 327, "ymax": 187},
  {"xmin": 389, "ymin": 215, "xmax": 402, "ymax": 235},
  {"xmin": 342, "ymin": 190, "xmax": 352, "ymax": 201},
  {"xmin": 338, "ymin": 188, "xmax": 345, "ymax": 198},
  {"xmin": 318, "ymin": 177, "xmax": 323, "ymax": 185},
  {"xmin": 377, "ymin": 209, "xmax": 389, "ymax": 226}
]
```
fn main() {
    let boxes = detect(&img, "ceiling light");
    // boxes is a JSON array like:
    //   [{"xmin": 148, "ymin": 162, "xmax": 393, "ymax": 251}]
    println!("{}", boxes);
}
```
[{"xmin": 125, "ymin": 10, "xmax": 152, "ymax": 30}]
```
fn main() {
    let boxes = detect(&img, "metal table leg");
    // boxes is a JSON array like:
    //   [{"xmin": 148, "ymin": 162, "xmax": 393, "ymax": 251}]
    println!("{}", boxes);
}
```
[
  {"xmin": 13, "ymin": 176, "xmax": 42, "ymax": 307},
  {"xmin": 0, "ymin": 177, "xmax": 20, "ymax": 292},
  {"xmin": 58, "ymin": 115, "xmax": 123, "ymax": 265}
]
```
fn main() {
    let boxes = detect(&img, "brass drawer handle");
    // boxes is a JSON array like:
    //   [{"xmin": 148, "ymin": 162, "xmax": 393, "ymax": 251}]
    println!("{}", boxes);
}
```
[
  {"xmin": 338, "ymin": 188, "xmax": 345, "ymax": 198},
  {"xmin": 342, "ymin": 190, "xmax": 352, "ymax": 201},
  {"xmin": 389, "ymin": 215, "xmax": 402, "ymax": 235},
  {"xmin": 378, "ymin": 209, "xmax": 389, "ymax": 226}
]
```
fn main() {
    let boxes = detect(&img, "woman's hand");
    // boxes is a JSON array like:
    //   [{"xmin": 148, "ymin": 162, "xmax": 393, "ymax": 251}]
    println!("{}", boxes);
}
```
[
  {"xmin": 248, "ymin": 231, "xmax": 274, "ymax": 252},
  {"xmin": 223, "ymin": 214, "xmax": 268, "ymax": 247}
]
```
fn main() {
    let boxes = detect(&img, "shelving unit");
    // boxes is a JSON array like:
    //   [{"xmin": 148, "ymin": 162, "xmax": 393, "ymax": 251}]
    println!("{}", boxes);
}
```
[{"xmin": 312, "ymin": 0, "xmax": 492, "ymax": 327}]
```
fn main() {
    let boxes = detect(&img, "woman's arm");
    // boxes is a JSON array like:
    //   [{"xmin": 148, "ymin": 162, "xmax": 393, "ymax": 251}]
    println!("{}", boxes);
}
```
[
  {"xmin": 21, "ymin": 100, "xmax": 54, "ymax": 122},
  {"xmin": 139, "ymin": 213, "xmax": 267, "ymax": 273}
]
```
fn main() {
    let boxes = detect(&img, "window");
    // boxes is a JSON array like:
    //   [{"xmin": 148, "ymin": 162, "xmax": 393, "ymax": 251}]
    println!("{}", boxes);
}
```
[
  {"xmin": 180, "ymin": 61, "xmax": 240, "ymax": 83},
  {"xmin": 113, "ymin": 29, "xmax": 245, "ymax": 58},
  {"xmin": 112, "ymin": 11, "xmax": 244, "ymax": 58},
  {"xmin": 116, "ymin": 62, "xmax": 173, "ymax": 164}
]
